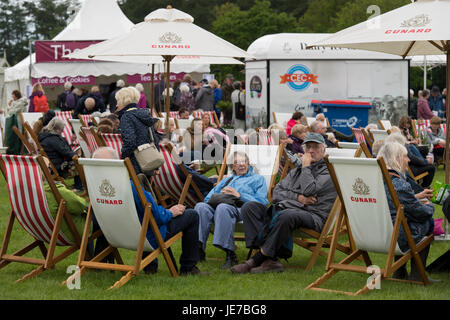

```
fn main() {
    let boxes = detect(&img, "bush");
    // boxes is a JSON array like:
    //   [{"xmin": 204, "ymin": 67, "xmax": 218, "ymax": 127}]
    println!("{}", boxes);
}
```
[{"xmin": 216, "ymin": 100, "xmax": 232, "ymax": 113}]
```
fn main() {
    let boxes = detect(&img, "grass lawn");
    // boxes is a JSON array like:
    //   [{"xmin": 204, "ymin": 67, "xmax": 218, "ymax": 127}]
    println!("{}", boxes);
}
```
[{"xmin": 0, "ymin": 166, "xmax": 449, "ymax": 300}]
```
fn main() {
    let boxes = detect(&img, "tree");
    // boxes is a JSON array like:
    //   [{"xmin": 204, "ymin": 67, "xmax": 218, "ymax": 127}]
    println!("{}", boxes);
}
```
[{"xmin": 298, "ymin": 0, "xmax": 352, "ymax": 33}]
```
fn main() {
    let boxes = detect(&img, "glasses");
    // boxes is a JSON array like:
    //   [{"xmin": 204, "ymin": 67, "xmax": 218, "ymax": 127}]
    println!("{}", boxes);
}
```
[
  {"xmin": 233, "ymin": 160, "xmax": 248, "ymax": 165},
  {"xmin": 303, "ymin": 143, "xmax": 323, "ymax": 150}
]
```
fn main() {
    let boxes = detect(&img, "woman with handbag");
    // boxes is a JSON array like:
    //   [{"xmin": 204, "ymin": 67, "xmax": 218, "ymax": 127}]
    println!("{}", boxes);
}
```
[
  {"xmin": 194, "ymin": 151, "xmax": 268, "ymax": 269},
  {"xmin": 116, "ymin": 87, "xmax": 162, "ymax": 175}
]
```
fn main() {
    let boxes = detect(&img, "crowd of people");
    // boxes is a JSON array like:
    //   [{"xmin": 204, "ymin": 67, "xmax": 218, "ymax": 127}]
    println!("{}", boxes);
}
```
[{"xmin": 0, "ymin": 73, "xmax": 448, "ymax": 281}]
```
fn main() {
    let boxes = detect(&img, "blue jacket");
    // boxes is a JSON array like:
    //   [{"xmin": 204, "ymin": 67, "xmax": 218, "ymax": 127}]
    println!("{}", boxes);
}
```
[
  {"xmin": 131, "ymin": 181, "xmax": 172, "ymax": 249},
  {"xmin": 385, "ymin": 170, "xmax": 434, "ymax": 252},
  {"xmin": 204, "ymin": 166, "xmax": 268, "ymax": 205},
  {"xmin": 118, "ymin": 104, "xmax": 160, "ymax": 174},
  {"xmin": 428, "ymin": 94, "xmax": 445, "ymax": 118}
]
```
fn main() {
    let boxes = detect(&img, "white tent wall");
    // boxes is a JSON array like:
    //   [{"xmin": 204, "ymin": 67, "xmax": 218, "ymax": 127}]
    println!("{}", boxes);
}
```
[{"xmin": 246, "ymin": 33, "xmax": 409, "ymax": 128}]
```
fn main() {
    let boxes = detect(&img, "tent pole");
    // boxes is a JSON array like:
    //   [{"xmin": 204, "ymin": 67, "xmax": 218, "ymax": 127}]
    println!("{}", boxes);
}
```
[
  {"xmin": 445, "ymin": 49, "xmax": 449, "ymax": 185},
  {"xmin": 151, "ymin": 64, "xmax": 155, "ymax": 111},
  {"xmin": 423, "ymin": 55, "xmax": 427, "ymax": 90}
]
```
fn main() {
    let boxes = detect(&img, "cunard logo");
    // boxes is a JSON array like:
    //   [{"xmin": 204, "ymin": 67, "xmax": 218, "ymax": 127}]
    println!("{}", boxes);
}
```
[
  {"xmin": 350, "ymin": 178, "xmax": 377, "ymax": 204},
  {"xmin": 159, "ymin": 32, "xmax": 182, "ymax": 43},
  {"xmin": 99, "ymin": 179, "xmax": 116, "ymax": 198},
  {"xmin": 353, "ymin": 178, "xmax": 370, "ymax": 195},
  {"xmin": 400, "ymin": 14, "xmax": 431, "ymax": 28}
]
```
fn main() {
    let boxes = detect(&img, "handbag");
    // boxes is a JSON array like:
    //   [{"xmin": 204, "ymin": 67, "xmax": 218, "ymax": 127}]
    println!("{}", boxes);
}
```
[
  {"xmin": 134, "ymin": 125, "xmax": 164, "ymax": 172},
  {"xmin": 207, "ymin": 177, "xmax": 244, "ymax": 209},
  {"xmin": 234, "ymin": 92, "xmax": 245, "ymax": 120}
]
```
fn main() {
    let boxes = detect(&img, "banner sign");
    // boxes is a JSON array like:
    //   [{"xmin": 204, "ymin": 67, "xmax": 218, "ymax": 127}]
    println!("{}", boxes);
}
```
[
  {"xmin": 127, "ymin": 72, "xmax": 185, "ymax": 84},
  {"xmin": 32, "ymin": 76, "xmax": 96, "ymax": 86},
  {"xmin": 35, "ymin": 41, "xmax": 102, "ymax": 63}
]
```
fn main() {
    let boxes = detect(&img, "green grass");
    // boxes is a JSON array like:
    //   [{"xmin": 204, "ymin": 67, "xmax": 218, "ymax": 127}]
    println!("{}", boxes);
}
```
[{"xmin": 0, "ymin": 168, "xmax": 448, "ymax": 300}]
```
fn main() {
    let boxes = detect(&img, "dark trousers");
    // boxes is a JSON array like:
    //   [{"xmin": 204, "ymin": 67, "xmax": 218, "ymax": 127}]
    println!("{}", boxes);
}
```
[
  {"xmin": 143, "ymin": 209, "xmax": 200, "ymax": 272},
  {"xmin": 433, "ymin": 147, "xmax": 445, "ymax": 164},
  {"xmin": 410, "ymin": 163, "xmax": 436, "ymax": 188},
  {"xmin": 241, "ymin": 201, "xmax": 316, "ymax": 259}
]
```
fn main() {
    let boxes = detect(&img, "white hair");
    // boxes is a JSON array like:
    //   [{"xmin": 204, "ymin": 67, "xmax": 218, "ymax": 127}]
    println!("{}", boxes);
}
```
[
  {"xmin": 385, "ymin": 132, "xmax": 407, "ymax": 145},
  {"xmin": 226, "ymin": 150, "xmax": 257, "ymax": 174},
  {"xmin": 135, "ymin": 83, "xmax": 144, "ymax": 93},
  {"xmin": 116, "ymin": 79, "xmax": 125, "ymax": 88},
  {"xmin": 377, "ymin": 142, "xmax": 407, "ymax": 174},
  {"xmin": 42, "ymin": 118, "xmax": 65, "ymax": 135},
  {"xmin": 180, "ymin": 85, "xmax": 190, "ymax": 93},
  {"xmin": 64, "ymin": 81, "xmax": 72, "ymax": 90}
]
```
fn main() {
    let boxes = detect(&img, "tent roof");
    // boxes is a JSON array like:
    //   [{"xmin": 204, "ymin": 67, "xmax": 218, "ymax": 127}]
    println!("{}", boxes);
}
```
[{"xmin": 246, "ymin": 33, "xmax": 402, "ymax": 60}]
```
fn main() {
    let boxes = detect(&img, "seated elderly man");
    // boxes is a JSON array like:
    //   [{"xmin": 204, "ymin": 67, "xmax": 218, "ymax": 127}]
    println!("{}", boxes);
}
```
[
  {"xmin": 232, "ymin": 133, "xmax": 337, "ymax": 274},
  {"xmin": 310, "ymin": 120, "xmax": 336, "ymax": 148},
  {"xmin": 73, "ymin": 93, "xmax": 106, "ymax": 119},
  {"xmin": 315, "ymin": 113, "xmax": 354, "ymax": 142},
  {"xmin": 92, "ymin": 147, "xmax": 207, "ymax": 276},
  {"xmin": 194, "ymin": 150, "xmax": 268, "ymax": 269}
]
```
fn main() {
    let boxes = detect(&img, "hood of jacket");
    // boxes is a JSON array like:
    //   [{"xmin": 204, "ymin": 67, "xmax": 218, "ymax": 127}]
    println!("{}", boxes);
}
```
[
  {"xmin": 30, "ymin": 91, "xmax": 43, "ymax": 98},
  {"xmin": 38, "ymin": 131, "xmax": 59, "ymax": 143}
]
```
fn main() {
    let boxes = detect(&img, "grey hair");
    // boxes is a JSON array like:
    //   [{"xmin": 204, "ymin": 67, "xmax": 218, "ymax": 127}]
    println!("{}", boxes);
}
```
[
  {"xmin": 226, "ymin": 150, "xmax": 257, "ymax": 174},
  {"xmin": 92, "ymin": 147, "xmax": 119, "ymax": 160},
  {"xmin": 377, "ymin": 142, "xmax": 407, "ymax": 173},
  {"xmin": 135, "ymin": 83, "xmax": 144, "ymax": 93},
  {"xmin": 42, "ymin": 117, "xmax": 65, "ymax": 135},
  {"xmin": 116, "ymin": 79, "xmax": 125, "ymax": 87},
  {"xmin": 385, "ymin": 132, "xmax": 407, "ymax": 145},
  {"xmin": 180, "ymin": 85, "xmax": 190, "ymax": 93},
  {"xmin": 310, "ymin": 120, "xmax": 325, "ymax": 132},
  {"xmin": 64, "ymin": 81, "xmax": 72, "ymax": 90}
]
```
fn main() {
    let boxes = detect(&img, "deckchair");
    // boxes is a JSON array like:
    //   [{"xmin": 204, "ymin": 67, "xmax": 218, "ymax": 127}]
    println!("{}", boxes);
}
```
[
  {"xmin": 99, "ymin": 133, "xmax": 123, "ymax": 158},
  {"xmin": 257, "ymin": 129, "xmax": 276, "ymax": 145},
  {"xmin": 272, "ymin": 112, "xmax": 292, "ymax": 128},
  {"xmin": 19, "ymin": 112, "xmax": 43, "ymax": 129},
  {"xmin": 152, "ymin": 143, "xmax": 204, "ymax": 208},
  {"xmin": 192, "ymin": 111, "xmax": 220, "ymax": 127},
  {"xmin": 378, "ymin": 119, "xmax": 392, "ymax": 131},
  {"xmin": 175, "ymin": 118, "xmax": 191, "ymax": 130},
  {"xmin": 307, "ymin": 156, "xmax": 434, "ymax": 295},
  {"xmin": 306, "ymin": 116, "xmax": 331, "ymax": 127},
  {"xmin": 78, "ymin": 114, "xmax": 98, "ymax": 127},
  {"xmin": 81, "ymin": 127, "xmax": 99, "ymax": 156},
  {"xmin": 170, "ymin": 111, "xmax": 180, "ymax": 119},
  {"xmin": 69, "ymin": 119, "xmax": 91, "ymax": 158},
  {"xmin": 368, "ymin": 129, "xmax": 390, "ymax": 143},
  {"xmin": 15, "ymin": 123, "xmax": 66, "ymax": 186},
  {"xmin": 55, "ymin": 111, "xmax": 75, "ymax": 146},
  {"xmin": 0, "ymin": 155, "xmax": 94, "ymax": 282},
  {"xmin": 336, "ymin": 141, "xmax": 359, "ymax": 149},
  {"xmin": 64, "ymin": 157, "xmax": 182, "ymax": 289},
  {"xmin": 326, "ymin": 148, "xmax": 362, "ymax": 158}
]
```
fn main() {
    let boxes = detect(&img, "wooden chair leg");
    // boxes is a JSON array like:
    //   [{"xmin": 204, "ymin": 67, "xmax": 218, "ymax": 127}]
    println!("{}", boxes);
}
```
[
  {"xmin": 16, "ymin": 265, "xmax": 45, "ymax": 283},
  {"xmin": 109, "ymin": 271, "xmax": 135, "ymax": 290}
]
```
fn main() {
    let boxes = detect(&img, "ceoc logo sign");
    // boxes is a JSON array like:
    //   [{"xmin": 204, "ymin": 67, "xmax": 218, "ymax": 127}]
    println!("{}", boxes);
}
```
[{"xmin": 280, "ymin": 65, "xmax": 318, "ymax": 92}]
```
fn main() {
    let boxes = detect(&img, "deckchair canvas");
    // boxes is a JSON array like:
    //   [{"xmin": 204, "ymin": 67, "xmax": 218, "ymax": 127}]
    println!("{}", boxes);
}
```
[
  {"xmin": 369, "ymin": 129, "xmax": 390, "ymax": 143},
  {"xmin": 257, "ymin": 129, "xmax": 275, "ymax": 146},
  {"xmin": 19, "ymin": 112, "xmax": 43, "ymax": 129},
  {"xmin": 65, "ymin": 157, "xmax": 181, "ymax": 289},
  {"xmin": 336, "ymin": 142, "xmax": 359, "ymax": 149},
  {"xmin": 55, "ymin": 111, "xmax": 74, "ymax": 146},
  {"xmin": 192, "ymin": 111, "xmax": 220, "ymax": 127},
  {"xmin": 378, "ymin": 120, "xmax": 392, "ymax": 131},
  {"xmin": 175, "ymin": 118, "xmax": 191, "ymax": 130},
  {"xmin": 307, "ymin": 156, "xmax": 434, "ymax": 295},
  {"xmin": 100, "ymin": 133, "xmax": 123, "ymax": 159},
  {"xmin": 81, "ymin": 127, "xmax": 99, "ymax": 155},
  {"xmin": 69, "ymin": 119, "xmax": 91, "ymax": 158},
  {"xmin": 272, "ymin": 112, "xmax": 291, "ymax": 128},
  {"xmin": 0, "ymin": 155, "xmax": 91, "ymax": 282}
]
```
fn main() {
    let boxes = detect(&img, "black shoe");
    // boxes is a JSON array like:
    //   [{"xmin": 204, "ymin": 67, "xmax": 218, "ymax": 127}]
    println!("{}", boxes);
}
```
[
  {"xmin": 222, "ymin": 251, "xmax": 238, "ymax": 269},
  {"xmin": 179, "ymin": 266, "xmax": 209, "ymax": 276},
  {"xmin": 199, "ymin": 248, "xmax": 206, "ymax": 262}
]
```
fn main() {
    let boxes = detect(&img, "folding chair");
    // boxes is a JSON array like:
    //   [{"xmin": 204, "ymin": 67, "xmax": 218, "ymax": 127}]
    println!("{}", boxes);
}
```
[
  {"xmin": 336, "ymin": 141, "xmax": 359, "ymax": 149},
  {"xmin": 272, "ymin": 112, "xmax": 292, "ymax": 128},
  {"xmin": 152, "ymin": 143, "xmax": 204, "ymax": 208},
  {"xmin": 78, "ymin": 114, "xmax": 98, "ymax": 127},
  {"xmin": 0, "ymin": 154, "xmax": 93, "ymax": 282},
  {"xmin": 378, "ymin": 119, "xmax": 392, "ymax": 131},
  {"xmin": 99, "ymin": 133, "xmax": 123, "ymax": 158},
  {"xmin": 69, "ymin": 119, "xmax": 91, "ymax": 158},
  {"xmin": 170, "ymin": 111, "xmax": 180, "ymax": 119},
  {"xmin": 14, "ymin": 123, "xmax": 67, "ymax": 186},
  {"xmin": 307, "ymin": 156, "xmax": 434, "ymax": 295},
  {"xmin": 64, "ymin": 157, "xmax": 182, "ymax": 289},
  {"xmin": 175, "ymin": 118, "xmax": 191, "ymax": 130},
  {"xmin": 81, "ymin": 127, "xmax": 100, "ymax": 156},
  {"xmin": 368, "ymin": 129, "xmax": 390, "ymax": 143},
  {"xmin": 192, "ymin": 111, "xmax": 220, "ymax": 127},
  {"xmin": 257, "ymin": 129, "xmax": 276, "ymax": 145},
  {"xmin": 55, "ymin": 111, "xmax": 74, "ymax": 145},
  {"xmin": 19, "ymin": 112, "xmax": 43, "ymax": 130}
]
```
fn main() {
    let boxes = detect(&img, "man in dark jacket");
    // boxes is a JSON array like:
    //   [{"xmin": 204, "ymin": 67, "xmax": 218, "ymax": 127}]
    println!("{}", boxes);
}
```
[
  {"xmin": 108, "ymin": 79, "xmax": 125, "ymax": 113},
  {"xmin": 194, "ymin": 81, "xmax": 214, "ymax": 111},
  {"xmin": 428, "ymin": 86, "xmax": 445, "ymax": 118},
  {"xmin": 72, "ymin": 94, "xmax": 106, "ymax": 119},
  {"xmin": 231, "ymin": 133, "xmax": 337, "ymax": 274},
  {"xmin": 311, "ymin": 120, "xmax": 336, "ymax": 148},
  {"xmin": 56, "ymin": 81, "xmax": 76, "ymax": 111},
  {"xmin": 221, "ymin": 74, "xmax": 234, "ymax": 102}
]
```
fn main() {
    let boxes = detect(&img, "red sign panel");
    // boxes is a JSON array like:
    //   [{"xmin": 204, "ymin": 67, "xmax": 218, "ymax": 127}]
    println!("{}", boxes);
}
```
[
  {"xmin": 127, "ymin": 73, "xmax": 186, "ymax": 84},
  {"xmin": 35, "ymin": 41, "xmax": 101, "ymax": 63}
]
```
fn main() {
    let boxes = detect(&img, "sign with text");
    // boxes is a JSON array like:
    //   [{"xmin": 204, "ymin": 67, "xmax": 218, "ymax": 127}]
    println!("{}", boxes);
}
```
[
  {"xmin": 127, "ymin": 72, "xmax": 185, "ymax": 84},
  {"xmin": 32, "ymin": 76, "xmax": 96, "ymax": 87},
  {"xmin": 35, "ymin": 41, "xmax": 102, "ymax": 63}
]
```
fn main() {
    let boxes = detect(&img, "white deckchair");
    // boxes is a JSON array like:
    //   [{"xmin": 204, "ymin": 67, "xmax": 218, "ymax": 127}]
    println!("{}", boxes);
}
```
[
  {"xmin": 175, "ymin": 118, "xmax": 192, "ymax": 130},
  {"xmin": 369, "ymin": 129, "xmax": 390, "ymax": 143},
  {"xmin": 307, "ymin": 157, "xmax": 434, "ymax": 296},
  {"xmin": 272, "ymin": 112, "xmax": 292, "ymax": 128},
  {"xmin": 336, "ymin": 142, "xmax": 359, "ymax": 149},
  {"xmin": 19, "ymin": 112, "xmax": 43, "ymax": 129},
  {"xmin": 378, "ymin": 119, "xmax": 392, "ymax": 131},
  {"xmin": 69, "ymin": 119, "xmax": 91, "ymax": 158},
  {"xmin": 66, "ymin": 157, "xmax": 182, "ymax": 289}
]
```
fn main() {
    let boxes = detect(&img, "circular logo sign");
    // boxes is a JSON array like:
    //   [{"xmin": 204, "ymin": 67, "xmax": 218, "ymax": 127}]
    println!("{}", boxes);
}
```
[
  {"xmin": 280, "ymin": 65, "xmax": 318, "ymax": 92},
  {"xmin": 250, "ymin": 76, "xmax": 262, "ymax": 99}
]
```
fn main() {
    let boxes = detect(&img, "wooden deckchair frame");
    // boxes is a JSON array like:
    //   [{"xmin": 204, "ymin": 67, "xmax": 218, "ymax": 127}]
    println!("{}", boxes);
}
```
[
  {"xmin": 0, "ymin": 155, "xmax": 97, "ymax": 282},
  {"xmin": 360, "ymin": 127, "xmax": 373, "ymax": 149},
  {"xmin": 378, "ymin": 119, "xmax": 392, "ymax": 131},
  {"xmin": 63, "ymin": 157, "xmax": 182, "ymax": 290},
  {"xmin": 306, "ymin": 156, "xmax": 434, "ymax": 296}
]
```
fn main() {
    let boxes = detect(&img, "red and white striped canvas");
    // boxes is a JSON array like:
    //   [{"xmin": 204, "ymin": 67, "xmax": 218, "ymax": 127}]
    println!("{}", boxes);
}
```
[
  {"xmin": 258, "ymin": 129, "xmax": 275, "ymax": 145},
  {"xmin": 55, "ymin": 111, "xmax": 79, "ymax": 151},
  {"xmin": 170, "ymin": 111, "xmax": 180, "ymax": 119},
  {"xmin": 81, "ymin": 127, "xmax": 99, "ymax": 155},
  {"xmin": 441, "ymin": 123, "xmax": 447, "ymax": 136},
  {"xmin": 0, "ymin": 154, "xmax": 73, "ymax": 246},
  {"xmin": 352, "ymin": 128, "xmax": 366, "ymax": 144},
  {"xmin": 192, "ymin": 111, "xmax": 215, "ymax": 124},
  {"xmin": 152, "ymin": 144, "xmax": 200, "ymax": 208},
  {"xmin": 101, "ymin": 133, "xmax": 123, "ymax": 158},
  {"xmin": 79, "ymin": 114, "xmax": 93, "ymax": 127}
]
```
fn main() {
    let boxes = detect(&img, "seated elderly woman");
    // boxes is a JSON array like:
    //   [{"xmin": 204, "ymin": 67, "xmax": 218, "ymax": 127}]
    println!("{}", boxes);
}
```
[
  {"xmin": 427, "ymin": 116, "xmax": 446, "ymax": 164},
  {"xmin": 194, "ymin": 150, "xmax": 268, "ymax": 269},
  {"xmin": 377, "ymin": 142, "xmax": 436, "ymax": 282},
  {"xmin": 38, "ymin": 117, "xmax": 83, "ymax": 191}
]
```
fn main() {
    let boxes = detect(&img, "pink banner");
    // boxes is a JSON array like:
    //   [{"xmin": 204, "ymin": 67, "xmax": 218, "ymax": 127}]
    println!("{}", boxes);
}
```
[
  {"xmin": 35, "ymin": 41, "xmax": 101, "ymax": 63},
  {"xmin": 32, "ymin": 76, "xmax": 96, "ymax": 87},
  {"xmin": 127, "ymin": 72, "xmax": 186, "ymax": 84}
]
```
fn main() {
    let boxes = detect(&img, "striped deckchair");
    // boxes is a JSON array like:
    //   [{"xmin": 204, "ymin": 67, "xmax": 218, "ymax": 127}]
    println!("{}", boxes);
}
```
[
  {"xmin": 152, "ymin": 144, "xmax": 204, "ymax": 208},
  {"xmin": 257, "ymin": 129, "xmax": 275, "ymax": 145},
  {"xmin": 55, "ymin": 111, "xmax": 80, "ymax": 152},
  {"xmin": 69, "ymin": 119, "xmax": 91, "ymax": 158},
  {"xmin": 0, "ymin": 155, "xmax": 90, "ymax": 282},
  {"xmin": 170, "ymin": 111, "xmax": 180, "ymax": 119},
  {"xmin": 100, "ymin": 133, "xmax": 123, "ymax": 158},
  {"xmin": 81, "ymin": 127, "xmax": 99, "ymax": 155},
  {"xmin": 192, "ymin": 111, "xmax": 220, "ymax": 127},
  {"xmin": 78, "ymin": 114, "xmax": 99, "ymax": 127}
]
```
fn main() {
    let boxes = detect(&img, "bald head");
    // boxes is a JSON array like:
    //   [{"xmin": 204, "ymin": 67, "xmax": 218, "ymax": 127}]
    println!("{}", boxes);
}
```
[
  {"xmin": 92, "ymin": 147, "xmax": 119, "ymax": 160},
  {"xmin": 84, "ymin": 97, "xmax": 96, "ymax": 110}
]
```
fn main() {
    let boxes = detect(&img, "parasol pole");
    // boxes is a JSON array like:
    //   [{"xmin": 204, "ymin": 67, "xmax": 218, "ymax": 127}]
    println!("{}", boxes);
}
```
[
  {"xmin": 151, "ymin": 63, "xmax": 155, "ymax": 112},
  {"xmin": 163, "ymin": 55, "xmax": 174, "ymax": 138},
  {"xmin": 446, "ymin": 46, "xmax": 449, "ymax": 185}
]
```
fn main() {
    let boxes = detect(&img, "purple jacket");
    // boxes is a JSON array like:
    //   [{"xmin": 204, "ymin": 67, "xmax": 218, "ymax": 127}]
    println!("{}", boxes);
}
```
[
  {"xmin": 417, "ymin": 98, "xmax": 435, "ymax": 120},
  {"xmin": 289, "ymin": 135, "xmax": 304, "ymax": 154},
  {"xmin": 29, "ymin": 91, "xmax": 44, "ymax": 112},
  {"xmin": 138, "ymin": 92, "xmax": 147, "ymax": 109}
]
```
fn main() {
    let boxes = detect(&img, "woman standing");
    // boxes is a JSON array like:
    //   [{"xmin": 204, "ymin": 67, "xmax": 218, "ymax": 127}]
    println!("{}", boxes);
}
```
[
  {"xmin": 136, "ymin": 83, "xmax": 148, "ymax": 109},
  {"xmin": 29, "ymin": 82, "xmax": 49, "ymax": 113},
  {"xmin": 4, "ymin": 90, "xmax": 29, "ymax": 116},
  {"xmin": 231, "ymin": 81, "xmax": 245, "ymax": 131}
]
